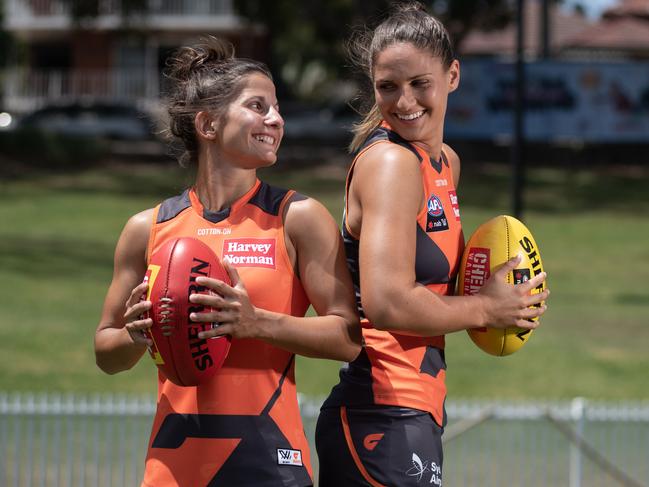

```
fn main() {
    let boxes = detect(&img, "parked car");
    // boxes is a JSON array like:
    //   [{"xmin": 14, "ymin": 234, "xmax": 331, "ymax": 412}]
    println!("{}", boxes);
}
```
[
  {"xmin": 17, "ymin": 101, "xmax": 157, "ymax": 141},
  {"xmin": 282, "ymin": 101, "xmax": 360, "ymax": 144}
]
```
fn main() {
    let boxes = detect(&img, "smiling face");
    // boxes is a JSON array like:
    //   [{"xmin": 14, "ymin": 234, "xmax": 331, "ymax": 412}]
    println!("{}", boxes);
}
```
[
  {"xmin": 214, "ymin": 72, "xmax": 283, "ymax": 169},
  {"xmin": 373, "ymin": 42, "xmax": 459, "ymax": 155}
]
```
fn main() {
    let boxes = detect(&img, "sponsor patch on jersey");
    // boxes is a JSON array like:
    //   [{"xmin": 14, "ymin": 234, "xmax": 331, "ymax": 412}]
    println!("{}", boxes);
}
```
[
  {"xmin": 277, "ymin": 448, "xmax": 303, "ymax": 466},
  {"xmin": 513, "ymin": 268, "xmax": 531, "ymax": 284},
  {"xmin": 197, "ymin": 227, "xmax": 232, "ymax": 236},
  {"xmin": 406, "ymin": 453, "xmax": 442, "ymax": 486},
  {"xmin": 222, "ymin": 238, "xmax": 276, "ymax": 269},
  {"xmin": 426, "ymin": 194, "xmax": 449, "ymax": 232},
  {"xmin": 363, "ymin": 433, "xmax": 384, "ymax": 451},
  {"xmin": 462, "ymin": 247, "xmax": 491, "ymax": 296},
  {"xmin": 448, "ymin": 190, "xmax": 461, "ymax": 221}
]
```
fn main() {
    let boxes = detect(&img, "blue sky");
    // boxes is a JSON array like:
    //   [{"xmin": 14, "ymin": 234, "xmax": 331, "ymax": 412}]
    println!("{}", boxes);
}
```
[{"xmin": 562, "ymin": 0, "xmax": 619, "ymax": 19}]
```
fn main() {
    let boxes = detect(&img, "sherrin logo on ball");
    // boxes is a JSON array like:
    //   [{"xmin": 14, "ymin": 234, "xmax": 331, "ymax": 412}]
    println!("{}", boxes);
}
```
[
  {"xmin": 144, "ymin": 237, "xmax": 231, "ymax": 386},
  {"xmin": 457, "ymin": 215, "xmax": 545, "ymax": 356}
]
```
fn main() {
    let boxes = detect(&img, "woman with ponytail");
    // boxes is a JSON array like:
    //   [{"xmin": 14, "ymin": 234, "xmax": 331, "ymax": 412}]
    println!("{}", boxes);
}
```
[
  {"xmin": 94, "ymin": 37, "xmax": 360, "ymax": 487},
  {"xmin": 315, "ymin": 4, "xmax": 548, "ymax": 486}
]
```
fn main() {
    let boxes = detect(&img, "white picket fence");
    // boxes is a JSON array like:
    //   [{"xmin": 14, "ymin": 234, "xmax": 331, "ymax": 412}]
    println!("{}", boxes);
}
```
[{"xmin": 2, "ymin": 393, "xmax": 648, "ymax": 487}]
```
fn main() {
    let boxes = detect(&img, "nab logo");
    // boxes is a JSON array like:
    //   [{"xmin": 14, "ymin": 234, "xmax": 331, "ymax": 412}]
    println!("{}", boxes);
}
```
[
  {"xmin": 427, "ymin": 195, "xmax": 444, "ymax": 217},
  {"xmin": 426, "ymin": 194, "xmax": 449, "ymax": 232},
  {"xmin": 363, "ymin": 433, "xmax": 384, "ymax": 451},
  {"xmin": 277, "ymin": 448, "xmax": 303, "ymax": 467},
  {"xmin": 513, "ymin": 268, "xmax": 531, "ymax": 285}
]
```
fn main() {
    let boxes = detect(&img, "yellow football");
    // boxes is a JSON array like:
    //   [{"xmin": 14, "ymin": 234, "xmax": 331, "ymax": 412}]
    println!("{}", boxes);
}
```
[{"xmin": 457, "ymin": 215, "xmax": 545, "ymax": 356}]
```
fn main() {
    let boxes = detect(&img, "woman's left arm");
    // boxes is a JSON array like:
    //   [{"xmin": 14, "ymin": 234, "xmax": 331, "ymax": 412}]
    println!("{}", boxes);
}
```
[{"xmin": 190, "ymin": 196, "xmax": 361, "ymax": 362}]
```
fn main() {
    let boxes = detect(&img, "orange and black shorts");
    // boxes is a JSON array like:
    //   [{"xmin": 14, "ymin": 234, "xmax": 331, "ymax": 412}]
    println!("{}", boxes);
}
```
[{"xmin": 316, "ymin": 406, "xmax": 443, "ymax": 487}]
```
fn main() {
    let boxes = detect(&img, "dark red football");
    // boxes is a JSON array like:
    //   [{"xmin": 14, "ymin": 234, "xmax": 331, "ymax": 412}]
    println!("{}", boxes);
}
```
[{"xmin": 143, "ymin": 237, "xmax": 231, "ymax": 386}]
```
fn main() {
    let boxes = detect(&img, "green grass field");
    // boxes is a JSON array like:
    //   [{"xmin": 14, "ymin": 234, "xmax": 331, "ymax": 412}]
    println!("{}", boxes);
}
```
[{"xmin": 1, "ymin": 156, "xmax": 648, "ymax": 400}]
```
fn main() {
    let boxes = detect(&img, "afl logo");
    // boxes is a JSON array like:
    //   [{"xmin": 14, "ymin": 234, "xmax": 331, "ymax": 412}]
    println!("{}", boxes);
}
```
[{"xmin": 427, "ymin": 195, "xmax": 444, "ymax": 217}]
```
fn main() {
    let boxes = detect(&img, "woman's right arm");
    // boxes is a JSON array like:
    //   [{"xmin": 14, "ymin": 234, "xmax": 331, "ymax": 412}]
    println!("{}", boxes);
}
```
[
  {"xmin": 351, "ymin": 144, "xmax": 548, "ymax": 336},
  {"xmin": 94, "ymin": 209, "xmax": 154, "ymax": 374}
]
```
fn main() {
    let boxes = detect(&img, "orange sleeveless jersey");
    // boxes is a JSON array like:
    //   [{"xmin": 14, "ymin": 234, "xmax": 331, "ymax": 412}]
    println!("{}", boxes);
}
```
[
  {"xmin": 141, "ymin": 180, "xmax": 312, "ymax": 487},
  {"xmin": 322, "ymin": 124, "xmax": 464, "ymax": 426}
]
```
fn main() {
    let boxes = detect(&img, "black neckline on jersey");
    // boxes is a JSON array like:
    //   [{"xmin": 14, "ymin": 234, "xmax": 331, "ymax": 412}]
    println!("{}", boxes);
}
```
[
  {"xmin": 193, "ymin": 181, "xmax": 290, "ymax": 223},
  {"xmin": 192, "ymin": 180, "xmax": 263, "ymax": 224},
  {"xmin": 202, "ymin": 206, "xmax": 231, "ymax": 223},
  {"xmin": 430, "ymin": 151, "xmax": 449, "ymax": 174}
]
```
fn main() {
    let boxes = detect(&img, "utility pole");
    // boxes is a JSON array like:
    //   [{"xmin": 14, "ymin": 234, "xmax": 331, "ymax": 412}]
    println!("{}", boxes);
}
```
[
  {"xmin": 541, "ymin": 0, "xmax": 551, "ymax": 59},
  {"xmin": 511, "ymin": 0, "xmax": 526, "ymax": 220}
]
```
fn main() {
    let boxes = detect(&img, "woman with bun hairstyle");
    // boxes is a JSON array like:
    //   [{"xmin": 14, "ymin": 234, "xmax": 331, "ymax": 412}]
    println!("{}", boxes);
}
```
[
  {"xmin": 315, "ymin": 4, "xmax": 549, "ymax": 486},
  {"xmin": 94, "ymin": 37, "xmax": 360, "ymax": 487}
]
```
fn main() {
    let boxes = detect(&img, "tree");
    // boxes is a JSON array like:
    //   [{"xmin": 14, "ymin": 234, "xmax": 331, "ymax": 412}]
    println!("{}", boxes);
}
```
[
  {"xmin": 234, "ymin": 0, "xmax": 518, "ymax": 100},
  {"xmin": 435, "ymin": 0, "xmax": 514, "ymax": 48},
  {"xmin": 0, "ymin": 1, "xmax": 15, "ymax": 68},
  {"xmin": 234, "ymin": 0, "xmax": 388, "ymax": 99},
  {"xmin": 0, "ymin": 1, "xmax": 17, "ymax": 111}
]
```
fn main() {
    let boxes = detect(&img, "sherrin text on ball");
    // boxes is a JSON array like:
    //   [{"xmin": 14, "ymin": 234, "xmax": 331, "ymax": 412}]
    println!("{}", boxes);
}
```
[
  {"xmin": 144, "ymin": 237, "xmax": 231, "ymax": 385},
  {"xmin": 457, "ymin": 215, "xmax": 546, "ymax": 356}
]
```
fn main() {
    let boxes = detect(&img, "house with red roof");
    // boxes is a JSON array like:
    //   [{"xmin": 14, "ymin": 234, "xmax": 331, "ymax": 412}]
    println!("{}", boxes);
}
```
[
  {"xmin": 1, "ymin": 0, "xmax": 266, "ymax": 115},
  {"xmin": 459, "ymin": 0, "xmax": 649, "ymax": 60}
]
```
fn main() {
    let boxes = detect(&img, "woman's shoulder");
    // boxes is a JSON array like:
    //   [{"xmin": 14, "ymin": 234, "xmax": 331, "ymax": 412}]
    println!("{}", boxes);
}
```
[
  {"xmin": 125, "ymin": 208, "xmax": 155, "ymax": 232},
  {"xmin": 283, "ymin": 192, "xmax": 328, "ymax": 223},
  {"xmin": 281, "ymin": 192, "xmax": 339, "ymax": 252},
  {"xmin": 119, "ymin": 208, "xmax": 155, "ymax": 246},
  {"xmin": 356, "ymin": 138, "xmax": 421, "ymax": 171},
  {"xmin": 112, "ymin": 208, "xmax": 154, "ymax": 263}
]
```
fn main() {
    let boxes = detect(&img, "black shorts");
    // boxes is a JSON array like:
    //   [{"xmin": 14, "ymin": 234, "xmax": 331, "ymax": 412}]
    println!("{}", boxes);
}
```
[{"xmin": 315, "ymin": 406, "xmax": 443, "ymax": 487}]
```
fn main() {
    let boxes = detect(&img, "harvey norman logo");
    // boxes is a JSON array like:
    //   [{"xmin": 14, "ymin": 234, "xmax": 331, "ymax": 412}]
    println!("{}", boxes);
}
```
[{"xmin": 222, "ymin": 238, "xmax": 276, "ymax": 269}]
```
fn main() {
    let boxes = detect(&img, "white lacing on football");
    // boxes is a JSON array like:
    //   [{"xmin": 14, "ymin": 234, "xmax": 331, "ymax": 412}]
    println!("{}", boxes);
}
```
[{"xmin": 158, "ymin": 297, "xmax": 174, "ymax": 336}]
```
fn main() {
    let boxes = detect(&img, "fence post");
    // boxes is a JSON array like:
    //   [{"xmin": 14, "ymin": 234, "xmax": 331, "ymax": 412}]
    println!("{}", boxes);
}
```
[{"xmin": 569, "ymin": 397, "xmax": 586, "ymax": 487}]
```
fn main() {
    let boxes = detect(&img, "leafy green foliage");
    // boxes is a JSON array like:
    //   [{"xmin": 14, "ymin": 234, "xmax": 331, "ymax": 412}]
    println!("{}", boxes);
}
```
[
  {"xmin": 0, "ymin": 1, "xmax": 15, "ymax": 70},
  {"xmin": 233, "ymin": 0, "xmax": 518, "ymax": 99}
]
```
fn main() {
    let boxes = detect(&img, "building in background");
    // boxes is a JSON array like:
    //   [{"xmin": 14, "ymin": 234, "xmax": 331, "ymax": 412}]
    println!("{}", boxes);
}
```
[
  {"xmin": 562, "ymin": 0, "xmax": 649, "ymax": 59},
  {"xmin": 458, "ymin": 0, "xmax": 649, "ymax": 61},
  {"xmin": 459, "ymin": 0, "xmax": 594, "ymax": 60},
  {"xmin": 1, "ymin": 0, "xmax": 266, "ymax": 116},
  {"xmin": 2, "ymin": 0, "xmax": 647, "ymax": 145},
  {"xmin": 445, "ymin": 0, "xmax": 649, "ymax": 144}
]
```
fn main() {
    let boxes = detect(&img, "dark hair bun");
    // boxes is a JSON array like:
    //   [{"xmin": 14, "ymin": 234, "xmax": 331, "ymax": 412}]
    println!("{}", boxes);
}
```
[
  {"xmin": 163, "ymin": 36, "xmax": 272, "ymax": 167},
  {"xmin": 166, "ymin": 37, "xmax": 235, "ymax": 82},
  {"xmin": 393, "ymin": 1, "xmax": 427, "ymax": 14}
]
